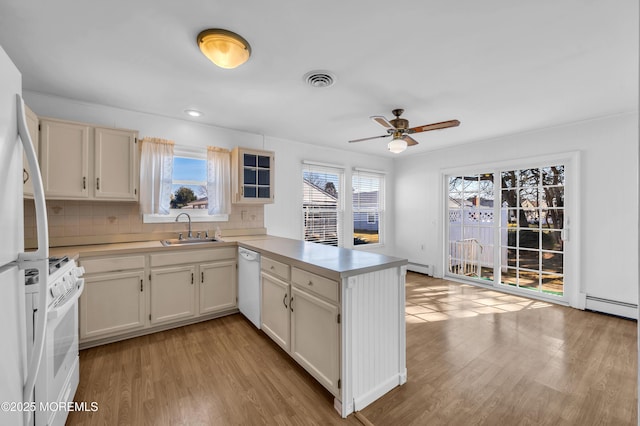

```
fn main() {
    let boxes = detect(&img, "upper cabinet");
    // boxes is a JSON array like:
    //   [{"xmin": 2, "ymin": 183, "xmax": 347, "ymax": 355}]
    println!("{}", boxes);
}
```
[
  {"xmin": 94, "ymin": 127, "xmax": 138, "ymax": 200},
  {"xmin": 39, "ymin": 118, "xmax": 138, "ymax": 201},
  {"xmin": 231, "ymin": 147, "xmax": 274, "ymax": 204},
  {"xmin": 22, "ymin": 104, "xmax": 39, "ymax": 198}
]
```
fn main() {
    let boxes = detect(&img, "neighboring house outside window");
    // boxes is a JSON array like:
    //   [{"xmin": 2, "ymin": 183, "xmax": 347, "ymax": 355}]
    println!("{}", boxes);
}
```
[
  {"xmin": 352, "ymin": 169, "xmax": 384, "ymax": 246},
  {"xmin": 302, "ymin": 162, "xmax": 344, "ymax": 247},
  {"xmin": 143, "ymin": 145, "xmax": 229, "ymax": 223}
]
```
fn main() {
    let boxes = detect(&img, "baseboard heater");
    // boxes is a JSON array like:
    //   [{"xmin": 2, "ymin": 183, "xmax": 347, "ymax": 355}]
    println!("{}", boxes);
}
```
[
  {"xmin": 407, "ymin": 262, "xmax": 432, "ymax": 276},
  {"xmin": 585, "ymin": 295, "xmax": 638, "ymax": 320}
]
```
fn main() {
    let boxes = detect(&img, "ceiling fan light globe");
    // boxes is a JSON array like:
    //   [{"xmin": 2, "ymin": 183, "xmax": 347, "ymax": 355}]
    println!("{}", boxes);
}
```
[{"xmin": 388, "ymin": 138, "xmax": 407, "ymax": 153}]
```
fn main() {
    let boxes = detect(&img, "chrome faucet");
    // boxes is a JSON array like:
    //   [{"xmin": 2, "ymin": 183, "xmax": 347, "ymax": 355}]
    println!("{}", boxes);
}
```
[{"xmin": 175, "ymin": 212, "xmax": 192, "ymax": 239}]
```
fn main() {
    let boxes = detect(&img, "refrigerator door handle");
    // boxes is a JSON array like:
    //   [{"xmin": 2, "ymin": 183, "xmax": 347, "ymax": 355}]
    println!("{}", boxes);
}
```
[
  {"xmin": 16, "ymin": 94, "xmax": 49, "ymax": 262},
  {"xmin": 15, "ymin": 95, "xmax": 49, "ymax": 421}
]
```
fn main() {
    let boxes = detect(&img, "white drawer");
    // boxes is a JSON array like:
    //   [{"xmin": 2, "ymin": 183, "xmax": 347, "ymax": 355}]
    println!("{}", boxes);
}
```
[
  {"xmin": 291, "ymin": 267, "xmax": 338, "ymax": 303},
  {"xmin": 261, "ymin": 256, "xmax": 290, "ymax": 281},
  {"xmin": 150, "ymin": 247, "xmax": 236, "ymax": 267},
  {"xmin": 81, "ymin": 255, "xmax": 145, "ymax": 274}
]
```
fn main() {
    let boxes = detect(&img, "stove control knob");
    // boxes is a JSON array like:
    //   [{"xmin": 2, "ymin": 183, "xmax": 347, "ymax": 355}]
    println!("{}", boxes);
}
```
[
  {"xmin": 50, "ymin": 283, "xmax": 61, "ymax": 298},
  {"xmin": 72, "ymin": 266, "xmax": 85, "ymax": 278}
]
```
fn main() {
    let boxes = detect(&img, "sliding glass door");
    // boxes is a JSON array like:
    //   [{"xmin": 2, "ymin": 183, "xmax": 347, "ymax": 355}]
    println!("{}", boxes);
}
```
[{"xmin": 447, "ymin": 163, "xmax": 567, "ymax": 299}]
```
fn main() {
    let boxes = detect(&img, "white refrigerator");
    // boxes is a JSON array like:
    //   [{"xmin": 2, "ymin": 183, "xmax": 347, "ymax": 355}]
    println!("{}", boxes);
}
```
[{"xmin": 0, "ymin": 45, "xmax": 50, "ymax": 426}]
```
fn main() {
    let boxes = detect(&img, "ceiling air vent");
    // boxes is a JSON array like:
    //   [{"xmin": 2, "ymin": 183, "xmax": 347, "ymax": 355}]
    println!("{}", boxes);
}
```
[{"xmin": 304, "ymin": 71, "xmax": 336, "ymax": 88}]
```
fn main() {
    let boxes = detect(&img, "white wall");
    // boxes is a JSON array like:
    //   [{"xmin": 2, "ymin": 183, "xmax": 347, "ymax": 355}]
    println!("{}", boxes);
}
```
[
  {"xmin": 264, "ymin": 136, "xmax": 395, "ymax": 255},
  {"xmin": 394, "ymin": 112, "xmax": 639, "ymax": 309},
  {"xmin": 24, "ymin": 91, "xmax": 396, "ymax": 255}
]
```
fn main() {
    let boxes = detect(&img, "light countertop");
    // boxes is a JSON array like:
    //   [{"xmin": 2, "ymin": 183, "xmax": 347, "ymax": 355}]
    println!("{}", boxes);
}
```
[{"xmin": 50, "ymin": 235, "xmax": 407, "ymax": 280}]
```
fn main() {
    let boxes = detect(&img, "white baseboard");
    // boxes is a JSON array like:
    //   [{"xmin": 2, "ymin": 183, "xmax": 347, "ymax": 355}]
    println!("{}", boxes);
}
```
[{"xmin": 585, "ymin": 296, "xmax": 637, "ymax": 319}]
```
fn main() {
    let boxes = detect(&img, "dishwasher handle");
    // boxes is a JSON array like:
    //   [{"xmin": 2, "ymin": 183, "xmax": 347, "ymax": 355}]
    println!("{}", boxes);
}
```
[{"xmin": 238, "ymin": 248, "xmax": 259, "ymax": 262}]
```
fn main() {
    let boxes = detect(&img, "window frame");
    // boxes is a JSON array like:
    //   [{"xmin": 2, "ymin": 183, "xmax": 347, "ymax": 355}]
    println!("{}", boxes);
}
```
[
  {"xmin": 301, "ymin": 161, "xmax": 345, "ymax": 247},
  {"xmin": 440, "ymin": 151, "xmax": 580, "ymax": 308},
  {"xmin": 143, "ymin": 145, "xmax": 229, "ymax": 223},
  {"xmin": 352, "ymin": 168, "xmax": 385, "ymax": 248}
]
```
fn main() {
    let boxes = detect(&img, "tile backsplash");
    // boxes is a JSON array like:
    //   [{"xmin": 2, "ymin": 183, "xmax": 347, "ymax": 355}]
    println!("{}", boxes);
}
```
[{"xmin": 24, "ymin": 199, "xmax": 264, "ymax": 246}]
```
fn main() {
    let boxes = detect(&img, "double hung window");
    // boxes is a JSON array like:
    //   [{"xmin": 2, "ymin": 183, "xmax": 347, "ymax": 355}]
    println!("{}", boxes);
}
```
[
  {"xmin": 302, "ymin": 163, "xmax": 344, "ymax": 247},
  {"xmin": 352, "ymin": 169, "xmax": 384, "ymax": 246}
]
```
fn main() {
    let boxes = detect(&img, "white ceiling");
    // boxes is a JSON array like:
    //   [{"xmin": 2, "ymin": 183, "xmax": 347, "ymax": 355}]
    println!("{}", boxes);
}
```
[{"xmin": 0, "ymin": 1, "xmax": 637, "ymax": 157}]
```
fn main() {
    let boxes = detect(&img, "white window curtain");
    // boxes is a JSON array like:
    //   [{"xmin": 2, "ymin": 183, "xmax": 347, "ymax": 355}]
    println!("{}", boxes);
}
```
[
  {"xmin": 139, "ymin": 137, "xmax": 174, "ymax": 215},
  {"xmin": 207, "ymin": 146, "xmax": 231, "ymax": 215}
]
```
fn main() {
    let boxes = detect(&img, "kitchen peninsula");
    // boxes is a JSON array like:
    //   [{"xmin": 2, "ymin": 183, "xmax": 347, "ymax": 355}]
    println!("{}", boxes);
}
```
[{"xmin": 55, "ymin": 235, "xmax": 408, "ymax": 418}]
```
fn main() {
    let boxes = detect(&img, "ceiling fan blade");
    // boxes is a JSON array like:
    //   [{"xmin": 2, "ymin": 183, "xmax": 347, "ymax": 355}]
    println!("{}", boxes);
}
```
[
  {"xmin": 348, "ymin": 134, "xmax": 390, "ymax": 143},
  {"xmin": 402, "ymin": 135, "xmax": 419, "ymax": 146},
  {"xmin": 408, "ymin": 119, "xmax": 460, "ymax": 134},
  {"xmin": 370, "ymin": 116, "xmax": 395, "ymax": 129}
]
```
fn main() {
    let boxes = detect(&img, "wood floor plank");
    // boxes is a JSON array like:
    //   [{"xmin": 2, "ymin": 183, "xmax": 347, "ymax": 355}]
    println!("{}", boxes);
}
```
[{"xmin": 67, "ymin": 272, "xmax": 636, "ymax": 425}]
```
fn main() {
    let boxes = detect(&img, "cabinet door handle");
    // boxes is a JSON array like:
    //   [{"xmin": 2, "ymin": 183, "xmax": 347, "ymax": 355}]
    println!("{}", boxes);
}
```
[
  {"xmin": 201, "ymin": 272, "xmax": 204, "ymax": 283},
  {"xmin": 140, "ymin": 279, "xmax": 143, "ymax": 292},
  {"xmin": 191, "ymin": 273, "xmax": 194, "ymax": 285},
  {"xmin": 283, "ymin": 294, "xmax": 288, "ymax": 309},
  {"xmin": 290, "ymin": 296, "xmax": 294, "ymax": 312},
  {"xmin": 83, "ymin": 176, "xmax": 86, "ymax": 189},
  {"xmin": 23, "ymin": 168, "xmax": 29, "ymax": 184},
  {"xmin": 96, "ymin": 177, "xmax": 100, "ymax": 190}
]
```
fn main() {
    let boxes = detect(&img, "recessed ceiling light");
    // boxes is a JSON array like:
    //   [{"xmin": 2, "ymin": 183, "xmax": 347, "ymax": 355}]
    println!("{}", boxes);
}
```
[{"xmin": 184, "ymin": 109, "xmax": 203, "ymax": 117}]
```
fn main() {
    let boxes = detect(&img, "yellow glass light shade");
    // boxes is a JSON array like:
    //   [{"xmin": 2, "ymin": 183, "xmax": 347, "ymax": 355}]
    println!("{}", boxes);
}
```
[
  {"xmin": 387, "ymin": 137, "xmax": 408, "ymax": 153},
  {"xmin": 197, "ymin": 29, "xmax": 251, "ymax": 69}
]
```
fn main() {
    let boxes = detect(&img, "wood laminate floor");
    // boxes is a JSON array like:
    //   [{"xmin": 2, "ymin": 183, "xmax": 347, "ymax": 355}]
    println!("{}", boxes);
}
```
[{"xmin": 67, "ymin": 272, "xmax": 637, "ymax": 425}]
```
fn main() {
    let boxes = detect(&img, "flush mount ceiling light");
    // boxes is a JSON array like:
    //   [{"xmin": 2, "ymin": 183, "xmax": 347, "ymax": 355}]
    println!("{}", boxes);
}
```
[
  {"xmin": 184, "ymin": 109, "xmax": 203, "ymax": 117},
  {"xmin": 197, "ymin": 29, "xmax": 251, "ymax": 69}
]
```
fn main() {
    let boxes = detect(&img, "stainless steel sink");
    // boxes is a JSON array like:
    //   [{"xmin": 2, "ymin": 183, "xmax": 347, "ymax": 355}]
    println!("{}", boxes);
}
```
[{"xmin": 161, "ymin": 238, "xmax": 222, "ymax": 247}]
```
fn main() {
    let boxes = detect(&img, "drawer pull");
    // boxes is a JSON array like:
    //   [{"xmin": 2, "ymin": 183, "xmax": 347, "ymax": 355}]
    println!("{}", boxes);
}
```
[
  {"xmin": 308, "ymin": 280, "xmax": 313, "ymax": 286},
  {"xmin": 270, "ymin": 265, "xmax": 275, "ymax": 270}
]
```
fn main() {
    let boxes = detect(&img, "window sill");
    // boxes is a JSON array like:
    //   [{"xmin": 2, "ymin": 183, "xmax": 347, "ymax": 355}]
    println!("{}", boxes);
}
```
[{"xmin": 143, "ymin": 210, "xmax": 229, "ymax": 224}]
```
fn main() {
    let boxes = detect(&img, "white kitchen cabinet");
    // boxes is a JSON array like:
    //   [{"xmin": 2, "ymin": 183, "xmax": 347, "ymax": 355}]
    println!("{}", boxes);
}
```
[
  {"xmin": 150, "ymin": 265, "xmax": 197, "ymax": 325},
  {"xmin": 260, "ymin": 271, "xmax": 290, "ymax": 352},
  {"xmin": 94, "ymin": 127, "xmax": 138, "ymax": 200},
  {"xmin": 39, "ymin": 117, "xmax": 138, "ymax": 200},
  {"xmin": 79, "ymin": 256, "xmax": 146, "ymax": 343},
  {"xmin": 290, "ymin": 286, "xmax": 340, "ymax": 396},
  {"xmin": 22, "ymin": 103, "xmax": 39, "ymax": 198},
  {"xmin": 260, "ymin": 257, "xmax": 341, "ymax": 396},
  {"xmin": 199, "ymin": 260, "xmax": 237, "ymax": 315},
  {"xmin": 231, "ymin": 147, "xmax": 275, "ymax": 204},
  {"xmin": 40, "ymin": 119, "xmax": 90, "ymax": 199}
]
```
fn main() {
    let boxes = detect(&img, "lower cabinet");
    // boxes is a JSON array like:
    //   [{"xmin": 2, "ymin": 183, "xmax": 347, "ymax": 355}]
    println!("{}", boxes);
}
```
[
  {"xmin": 199, "ymin": 260, "xmax": 237, "ymax": 315},
  {"xmin": 261, "ymin": 271, "xmax": 290, "ymax": 351},
  {"xmin": 79, "ymin": 246, "xmax": 237, "ymax": 347},
  {"xmin": 150, "ymin": 265, "xmax": 197, "ymax": 325},
  {"xmin": 261, "ymin": 257, "xmax": 341, "ymax": 397},
  {"xmin": 80, "ymin": 270, "xmax": 146, "ymax": 340},
  {"xmin": 79, "ymin": 255, "xmax": 146, "ymax": 342},
  {"xmin": 290, "ymin": 286, "xmax": 340, "ymax": 396}
]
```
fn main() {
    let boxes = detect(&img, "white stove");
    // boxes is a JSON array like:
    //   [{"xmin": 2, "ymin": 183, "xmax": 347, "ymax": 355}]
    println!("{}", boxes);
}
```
[{"xmin": 25, "ymin": 256, "xmax": 85, "ymax": 426}]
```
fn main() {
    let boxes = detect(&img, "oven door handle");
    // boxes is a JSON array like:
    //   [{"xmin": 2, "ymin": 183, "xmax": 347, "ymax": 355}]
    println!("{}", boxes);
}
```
[{"xmin": 48, "ymin": 278, "xmax": 85, "ymax": 321}]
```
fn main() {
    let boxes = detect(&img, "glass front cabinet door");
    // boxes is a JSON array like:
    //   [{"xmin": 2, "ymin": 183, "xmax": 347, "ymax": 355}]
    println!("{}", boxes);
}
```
[{"xmin": 232, "ymin": 147, "xmax": 275, "ymax": 204}]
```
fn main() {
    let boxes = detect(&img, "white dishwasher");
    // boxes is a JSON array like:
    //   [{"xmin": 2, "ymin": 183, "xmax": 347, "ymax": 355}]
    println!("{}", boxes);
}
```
[{"xmin": 238, "ymin": 247, "xmax": 261, "ymax": 328}]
